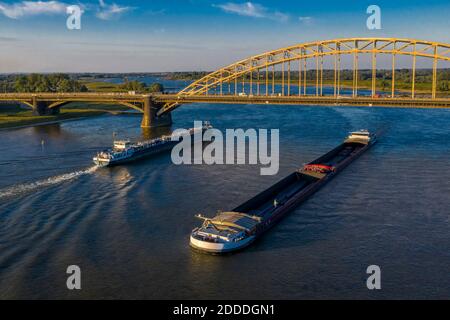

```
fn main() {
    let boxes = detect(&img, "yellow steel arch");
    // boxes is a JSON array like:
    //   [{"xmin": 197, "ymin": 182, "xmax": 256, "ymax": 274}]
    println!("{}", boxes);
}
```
[{"xmin": 158, "ymin": 38, "xmax": 450, "ymax": 115}]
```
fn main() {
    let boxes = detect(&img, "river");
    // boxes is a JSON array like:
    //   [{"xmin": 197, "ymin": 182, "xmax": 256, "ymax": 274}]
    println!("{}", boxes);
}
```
[{"xmin": 0, "ymin": 78, "xmax": 449, "ymax": 299}]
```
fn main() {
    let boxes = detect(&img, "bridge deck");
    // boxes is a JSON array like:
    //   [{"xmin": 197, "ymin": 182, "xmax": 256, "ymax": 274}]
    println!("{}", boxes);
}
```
[
  {"xmin": 154, "ymin": 94, "xmax": 450, "ymax": 110},
  {"xmin": 1, "ymin": 93, "xmax": 449, "ymax": 109},
  {"xmin": 0, "ymin": 92, "xmax": 148, "ymax": 103}
]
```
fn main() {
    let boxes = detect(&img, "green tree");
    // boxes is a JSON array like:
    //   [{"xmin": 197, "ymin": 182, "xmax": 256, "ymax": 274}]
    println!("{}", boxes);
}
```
[
  {"xmin": 120, "ymin": 80, "xmax": 146, "ymax": 92},
  {"xmin": 148, "ymin": 83, "xmax": 164, "ymax": 93},
  {"xmin": 10, "ymin": 73, "xmax": 86, "ymax": 93},
  {"xmin": 57, "ymin": 79, "xmax": 72, "ymax": 92},
  {"xmin": 439, "ymin": 81, "xmax": 449, "ymax": 92},
  {"xmin": 0, "ymin": 80, "xmax": 13, "ymax": 92},
  {"xmin": 380, "ymin": 79, "xmax": 389, "ymax": 91},
  {"xmin": 14, "ymin": 76, "xmax": 28, "ymax": 92}
]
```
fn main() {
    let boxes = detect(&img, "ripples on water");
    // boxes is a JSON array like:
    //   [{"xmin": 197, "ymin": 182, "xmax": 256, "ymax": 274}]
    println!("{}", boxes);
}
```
[{"xmin": 0, "ymin": 104, "xmax": 449, "ymax": 299}]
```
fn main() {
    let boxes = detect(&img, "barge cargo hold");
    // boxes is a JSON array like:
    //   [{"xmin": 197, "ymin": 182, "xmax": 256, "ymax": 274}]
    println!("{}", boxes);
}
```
[{"xmin": 190, "ymin": 130, "xmax": 377, "ymax": 254}]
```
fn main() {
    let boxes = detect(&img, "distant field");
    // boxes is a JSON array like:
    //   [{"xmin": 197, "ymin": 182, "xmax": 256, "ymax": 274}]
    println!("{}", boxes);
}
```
[{"xmin": 82, "ymin": 81, "xmax": 124, "ymax": 92}]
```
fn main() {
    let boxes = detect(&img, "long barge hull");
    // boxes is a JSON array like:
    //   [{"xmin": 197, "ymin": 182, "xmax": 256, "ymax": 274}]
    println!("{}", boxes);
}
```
[
  {"xmin": 238, "ymin": 142, "xmax": 372, "ymax": 237},
  {"xmin": 190, "ymin": 131, "xmax": 376, "ymax": 254},
  {"xmin": 103, "ymin": 141, "xmax": 178, "ymax": 166},
  {"xmin": 94, "ymin": 123, "xmax": 212, "ymax": 167}
]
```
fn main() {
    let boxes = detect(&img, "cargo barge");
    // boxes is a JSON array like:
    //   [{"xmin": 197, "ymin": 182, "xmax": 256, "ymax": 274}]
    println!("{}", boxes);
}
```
[
  {"xmin": 190, "ymin": 130, "xmax": 377, "ymax": 253},
  {"xmin": 93, "ymin": 122, "xmax": 212, "ymax": 167}
]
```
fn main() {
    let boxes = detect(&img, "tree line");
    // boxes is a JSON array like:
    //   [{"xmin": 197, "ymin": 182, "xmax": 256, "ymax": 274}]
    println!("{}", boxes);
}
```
[
  {"xmin": 171, "ymin": 69, "xmax": 450, "ymax": 91},
  {"xmin": 0, "ymin": 74, "xmax": 88, "ymax": 93},
  {"xmin": 119, "ymin": 80, "xmax": 164, "ymax": 93},
  {"xmin": 0, "ymin": 74, "xmax": 165, "ymax": 93}
]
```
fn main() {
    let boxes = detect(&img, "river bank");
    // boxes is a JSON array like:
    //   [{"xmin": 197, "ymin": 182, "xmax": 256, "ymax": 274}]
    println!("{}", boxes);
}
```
[{"xmin": 0, "ymin": 109, "xmax": 109, "ymax": 130}]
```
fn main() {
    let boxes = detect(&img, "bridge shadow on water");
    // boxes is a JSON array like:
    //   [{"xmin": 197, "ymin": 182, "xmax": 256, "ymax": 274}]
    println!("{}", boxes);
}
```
[{"xmin": 141, "ymin": 126, "xmax": 173, "ymax": 140}]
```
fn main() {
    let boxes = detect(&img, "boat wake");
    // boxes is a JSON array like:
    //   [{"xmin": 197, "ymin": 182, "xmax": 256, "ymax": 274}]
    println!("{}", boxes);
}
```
[{"xmin": 0, "ymin": 166, "xmax": 99, "ymax": 200}]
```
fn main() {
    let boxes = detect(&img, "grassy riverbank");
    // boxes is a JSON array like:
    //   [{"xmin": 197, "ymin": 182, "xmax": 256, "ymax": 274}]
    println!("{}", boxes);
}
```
[{"xmin": 0, "ymin": 104, "xmax": 117, "ymax": 129}]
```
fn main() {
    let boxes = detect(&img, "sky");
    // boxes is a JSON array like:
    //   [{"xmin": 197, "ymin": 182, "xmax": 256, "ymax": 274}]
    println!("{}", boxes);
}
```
[{"xmin": 0, "ymin": 0, "xmax": 449, "ymax": 72}]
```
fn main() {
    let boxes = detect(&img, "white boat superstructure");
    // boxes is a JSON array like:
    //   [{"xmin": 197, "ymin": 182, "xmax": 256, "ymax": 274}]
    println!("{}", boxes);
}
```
[
  {"xmin": 93, "ymin": 140, "xmax": 135, "ymax": 167},
  {"xmin": 345, "ymin": 129, "xmax": 377, "ymax": 145},
  {"xmin": 190, "ymin": 212, "xmax": 260, "ymax": 253}
]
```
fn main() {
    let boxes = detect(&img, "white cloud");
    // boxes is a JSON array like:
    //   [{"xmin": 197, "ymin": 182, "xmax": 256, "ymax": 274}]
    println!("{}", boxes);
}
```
[
  {"xmin": 96, "ymin": 0, "xmax": 132, "ymax": 20},
  {"xmin": 298, "ymin": 16, "xmax": 313, "ymax": 25},
  {"xmin": 0, "ymin": 1, "xmax": 67, "ymax": 19},
  {"xmin": 214, "ymin": 2, "xmax": 289, "ymax": 22},
  {"xmin": 0, "ymin": 0, "xmax": 133, "ymax": 21}
]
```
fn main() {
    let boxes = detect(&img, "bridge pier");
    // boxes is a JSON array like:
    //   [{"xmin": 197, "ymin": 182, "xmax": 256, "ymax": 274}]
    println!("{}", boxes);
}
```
[
  {"xmin": 141, "ymin": 96, "xmax": 172, "ymax": 128},
  {"xmin": 32, "ymin": 99, "xmax": 60, "ymax": 116}
]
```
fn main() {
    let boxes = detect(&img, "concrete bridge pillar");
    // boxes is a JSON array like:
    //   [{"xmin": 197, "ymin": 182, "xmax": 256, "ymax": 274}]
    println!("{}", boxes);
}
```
[
  {"xmin": 141, "ymin": 96, "xmax": 172, "ymax": 128},
  {"xmin": 32, "ymin": 98, "xmax": 60, "ymax": 116}
]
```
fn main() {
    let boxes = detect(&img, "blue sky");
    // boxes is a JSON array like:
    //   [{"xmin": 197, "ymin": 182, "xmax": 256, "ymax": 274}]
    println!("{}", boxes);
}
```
[{"xmin": 0, "ymin": 0, "xmax": 449, "ymax": 72}]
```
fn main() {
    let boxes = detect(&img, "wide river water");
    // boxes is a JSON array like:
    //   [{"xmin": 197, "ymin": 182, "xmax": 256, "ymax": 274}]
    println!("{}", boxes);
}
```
[{"xmin": 0, "ymin": 80, "xmax": 449, "ymax": 299}]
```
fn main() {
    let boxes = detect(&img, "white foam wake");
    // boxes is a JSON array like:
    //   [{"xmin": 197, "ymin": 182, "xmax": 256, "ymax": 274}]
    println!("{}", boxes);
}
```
[{"xmin": 0, "ymin": 166, "xmax": 99, "ymax": 199}]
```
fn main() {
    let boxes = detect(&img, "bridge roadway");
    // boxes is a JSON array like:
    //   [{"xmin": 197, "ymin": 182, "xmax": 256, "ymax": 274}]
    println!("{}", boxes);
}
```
[
  {"xmin": 153, "ymin": 94, "xmax": 450, "ymax": 109},
  {"xmin": 0, "ymin": 92, "xmax": 149, "ymax": 109},
  {"xmin": 2, "ymin": 92, "xmax": 449, "ymax": 108},
  {"xmin": 1, "ymin": 92, "xmax": 450, "ymax": 127}
]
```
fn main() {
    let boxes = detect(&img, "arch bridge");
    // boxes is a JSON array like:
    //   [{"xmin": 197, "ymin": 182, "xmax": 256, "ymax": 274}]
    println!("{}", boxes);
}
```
[
  {"xmin": 157, "ymin": 37, "xmax": 450, "ymax": 116},
  {"xmin": 1, "ymin": 38, "xmax": 449, "ymax": 128}
]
